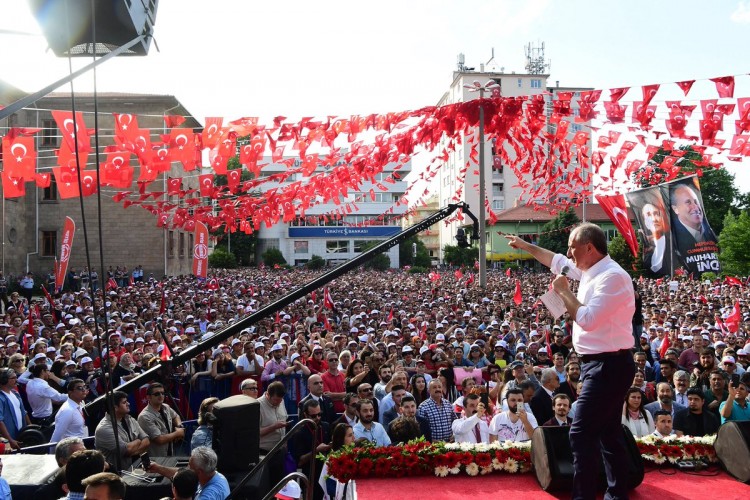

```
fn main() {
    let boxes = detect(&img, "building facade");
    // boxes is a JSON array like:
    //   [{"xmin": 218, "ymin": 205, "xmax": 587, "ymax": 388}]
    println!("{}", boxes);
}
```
[
  {"xmin": 0, "ymin": 84, "xmax": 202, "ymax": 280},
  {"xmin": 254, "ymin": 157, "xmax": 411, "ymax": 268}
]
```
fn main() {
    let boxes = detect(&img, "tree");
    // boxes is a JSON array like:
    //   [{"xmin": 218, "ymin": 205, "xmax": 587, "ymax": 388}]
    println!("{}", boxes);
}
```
[
  {"xmin": 608, "ymin": 233, "xmax": 645, "ymax": 277},
  {"xmin": 718, "ymin": 211, "xmax": 750, "ymax": 276},
  {"xmin": 261, "ymin": 248, "xmax": 287, "ymax": 266},
  {"xmin": 306, "ymin": 255, "xmax": 325, "ymax": 270},
  {"xmin": 208, "ymin": 248, "xmax": 237, "ymax": 269},
  {"xmin": 537, "ymin": 208, "xmax": 580, "ymax": 255},
  {"xmin": 359, "ymin": 241, "xmax": 390, "ymax": 270},
  {"xmin": 633, "ymin": 145, "xmax": 738, "ymax": 234},
  {"xmin": 211, "ymin": 156, "xmax": 258, "ymax": 265},
  {"xmin": 442, "ymin": 244, "xmax": 476, "ymax": 267},
  {"xmin": 399, "ymin": 236, "xmax": 432, "ymax": 268}
]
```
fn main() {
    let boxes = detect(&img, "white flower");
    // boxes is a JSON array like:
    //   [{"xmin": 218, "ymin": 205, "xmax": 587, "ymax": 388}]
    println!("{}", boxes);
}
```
[
  {"xmin": 449, "ymin": 466, "xmax": 461, "ymax": 475},
  {"xmin": 653, "ymin": 456, "xmax": 666, "ymax": 465},
  {"xmin": 480, "ymin": 465, "xmax": 493, "ymax": 475},
  {"xmin": 459, "ymin": 442, "xmax": 473, "ymax": 452},
  {"xmin": 466, "ymin": 463, "xmax": 480, "ymax": 476},
  {"xmin": 492, "ymin": 458, "xmax": 504, "ymax": 470},
  {"xmin": 434, "ymin": 466, "xmax": 449, "ymax": 477},
  {"xmin": 444, "ymin": 443, "xmax": 460, "ymax": 450},
  {"xmin": 475, "ymin": 443, "xmax": 489, "ymax": 453},
  {"xmin": 504, "ymin": 458, "xmax": 519, "ymax": 473}
]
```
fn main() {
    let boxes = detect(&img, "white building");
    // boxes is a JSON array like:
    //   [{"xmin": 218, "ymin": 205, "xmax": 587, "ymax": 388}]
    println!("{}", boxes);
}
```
[{"xmin": 254, "ymin": 156, "xmax": 411, "ymax": 267}]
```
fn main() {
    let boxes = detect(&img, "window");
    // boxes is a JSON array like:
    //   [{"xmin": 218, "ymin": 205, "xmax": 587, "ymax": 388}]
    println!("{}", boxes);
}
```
[
  {"xmin": 326, "ymin": 241, "xmax": 349, "ymax": 254},
  {"xmin": 492, "ymin": 183, "xmax": 504, "ymax": 196},
  {"xmin": 294, "ymin": 241, "xmax": 309, "ymax": 254},
  {"xmin": 492, "ymin": 200, "xmax": 505, "ymax": 210},
  {"xmin": 168, "ymin": 231, "xmax": 175, "ymax": 258},
  {"xmin": 353, "ymin": 240, "xmax": 367, "ymax": 253},
  {"xmin": 517, "ymin": 78, "xmax": 522, "ymax": 88},
  {"xmin": 41, "ymin": 231, "xmax": 56, "ymax": 257},
  {"xmin": 41, "ymin": 119, "xmax": 57, "ymax": 147},
  {"xmin": 531, "ymin": 79, "xmax": 542, "ymax": 89},
  {"xmin": 520, "ymin": 233, "xmax": 538, "ymax": 245},
  {"xmin": 43, "ymin": 177, "xmax": 58, "ymax": 201},
  {"xmin": 188, "ymin": 234, "xmax": 194, "ymax": 254},
  {"xmin": 179, "ymin": 232, "xmax": 185, "ymax": 257}
]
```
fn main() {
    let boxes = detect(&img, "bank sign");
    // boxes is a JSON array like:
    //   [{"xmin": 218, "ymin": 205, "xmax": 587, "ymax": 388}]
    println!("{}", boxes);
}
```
[{"xmin": 288, "ymin": 226, "xmax": 401, "ymax": 238}]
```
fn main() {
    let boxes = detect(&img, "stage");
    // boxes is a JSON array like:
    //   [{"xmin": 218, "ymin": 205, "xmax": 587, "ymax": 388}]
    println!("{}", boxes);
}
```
[{"xmin": 357, "ymin": 465, "xmax": 750, "ymax": 500}]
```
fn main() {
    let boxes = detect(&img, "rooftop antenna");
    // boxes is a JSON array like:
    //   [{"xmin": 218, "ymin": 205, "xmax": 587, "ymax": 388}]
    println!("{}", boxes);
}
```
[
  {"xmin": 524, "ymin": 41, "xmax": 550, "ymax": 75},
  {"xmin": 457, "ymin": 52, "xmax": 465, "ymax": 71}
]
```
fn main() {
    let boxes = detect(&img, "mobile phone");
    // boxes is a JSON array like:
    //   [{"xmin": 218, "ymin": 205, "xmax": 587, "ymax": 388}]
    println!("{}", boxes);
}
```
[{"xmin": 140, "ymin": 452, "xmax": 151, "ymax": 470}]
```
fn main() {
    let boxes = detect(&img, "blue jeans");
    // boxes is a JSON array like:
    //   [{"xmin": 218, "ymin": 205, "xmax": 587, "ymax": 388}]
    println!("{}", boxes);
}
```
[{"xmin": 570, "ymin": 352, "xmax": 635, "ymax": 500}]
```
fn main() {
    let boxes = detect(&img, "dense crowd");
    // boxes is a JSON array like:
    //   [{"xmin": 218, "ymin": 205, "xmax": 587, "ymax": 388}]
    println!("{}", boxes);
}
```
[{"xmin": 0, "ymin": 266, "xmax": 749, "ymax": 499}]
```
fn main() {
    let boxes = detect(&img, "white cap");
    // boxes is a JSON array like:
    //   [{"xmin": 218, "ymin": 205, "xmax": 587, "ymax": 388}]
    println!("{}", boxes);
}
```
[
  {"xmin": 402, "ymin": 345, "xmax": 413, "ymax": 353},
  {"xmin": 270, "ymin": 344, "xmax": 283, "ymax": 352},
  {"xmin": 290, "ymin": 353, "xmax": 301, "ymax": 363},
  {"xmin": 275, "ymin": 479, "xmax": 301, "ymax": 500},
  {"xmin": 33, "ymin": 353, "xmax": 48, "ymax": 361}
]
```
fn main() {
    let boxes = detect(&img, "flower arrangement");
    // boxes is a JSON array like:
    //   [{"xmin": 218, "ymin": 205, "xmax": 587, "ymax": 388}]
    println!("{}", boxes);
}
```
[
  {"xmin": 635, "ymin": 434, "xmax": 717, "ymax": 465},
  {"xmin": 321, "ymin": 439, "xmax": 532, "ymax": 482}
]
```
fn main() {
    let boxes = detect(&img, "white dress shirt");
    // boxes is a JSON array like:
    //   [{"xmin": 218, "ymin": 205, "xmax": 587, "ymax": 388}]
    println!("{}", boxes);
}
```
[
  {"xmin": 50, "ymin": 397, "xmax": 89, "ymax": 442},
  {"xmin": 452, "ymin": 413, "xmax": 490, "ymax": 444},
  {"xmin": 26, "ymin": 377, "xmax": 67, "ymax": 418},
  {"xmin": 551, "ymin": 254, "xmax": 635, "ymax": 355}
]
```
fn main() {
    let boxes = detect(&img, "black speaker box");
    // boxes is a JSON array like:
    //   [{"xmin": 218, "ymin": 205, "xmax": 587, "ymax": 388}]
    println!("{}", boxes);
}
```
[
  {"xmin": 715, "ymin": 420, "xmax": 750, "ymax": 483},
  {"xmin": 212, "ymin": 395, "xmax": 260, "ymax": 473},
  {"xmin": 531, "ymin": 425, "xmax": 644, "ymax": 492},
  {"xmin": 28, "ymin": 0, "xmax": 159, "ymax": 56}
]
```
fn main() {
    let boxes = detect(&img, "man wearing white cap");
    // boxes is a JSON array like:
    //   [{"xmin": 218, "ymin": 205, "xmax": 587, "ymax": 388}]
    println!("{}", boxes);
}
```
[{"xmin": 261, "ymin": 344, "xmax": 294, "ymax": 383}]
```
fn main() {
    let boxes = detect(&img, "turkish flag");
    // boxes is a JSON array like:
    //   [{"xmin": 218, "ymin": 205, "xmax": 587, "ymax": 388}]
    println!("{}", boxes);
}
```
[
  {"xmin": 324, "ymin": 288, "xmax": 334, "ymax": 310},
  {"xmin": 52, "ymin": 167, "xmax": 80, "ymax": 199},
  {"xmin": 164, "ymin": 114, "xmax": 186, "ymax": 128},
  {"xmin": 101, "ymin": 154, "xmax": 134, "ymax": 189},
  {"xmin": 596, "ymin": 194, "xmax": 639, "ymax": 257},
  {"xmin": 199, "ymin": 174, "xmax": 214, "ymax": 197},
  {"xmin": 35, "ymin": 173, "xmax": 51, "ymax": 189},
  {"xmin": 51, "ymin": 110, "xmax": 90, "ymax": 153},
  {"xmin": 454, "ymin": 269, "xmax": 463, "ymax": 279},
  {"xmin": 725, "ymin": 302, "xmax": 741, "ymax": 333},
  {"xmin": 79, "ymin": 171, "xmax": 98, "ymax": 196},
  {"xmin": 466, "ymin": 273, "xmax": 475, "ymax": 285},
  {"xmin": 202, "ymin": 117, "xmax": 223, "ymax": 149},
  {"xmin": 387, "ymin": 307, "xmax": 394, "ymax": 323},
  {"xmin": 505, "ymin": 268, "xmax": 512, "ymax": 277},
  {"xmin": 168, "ymin": 129, "xmax": 195, "ymax": 169},
  {"xmin": 513, "ymin": 280, "xmax": 523, "ymax": 305},
  {"xmin": 659, "ymin": 333, "xmax": 671, "ymax": 359},
  {"xmin": 725, "ymin": 276, "xmax": 743, "ymax": 287},
  {"xmin": 167, "ymin": 177, "xmax": 182, "ymax": 195},
  {"xmin": 2, "ymin": 135, "xmax": 36, "ymax": 179},
  {"xmin": 1, "ymin": 172, "xmax": 26, "ymax": 198},
  {"xmin": 113, "ymin": 113, "xmax": 140, "ymax": 143}
]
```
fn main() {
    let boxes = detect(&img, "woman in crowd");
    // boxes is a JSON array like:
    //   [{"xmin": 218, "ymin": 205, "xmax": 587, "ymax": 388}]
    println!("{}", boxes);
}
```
[
  {"xmin": 344, "ymin": 359, "xmax": 367, "ymax": 393},
  {"xmin": 621, "ymin": 386, "xmax": 655, "ymax": 438},
  {"xmin": 409, "ymin": 374, "xmax": 429, "ymax": 407},
  {"xmin": 191, "ymin": 397, "xmax": 219, "ymax": 451},
  {"xmin": 319, "ymin": 423, "xmax": 356, "ymax": 500},
  {"xmin": 632, "ymin": 368, "xmax": 656, "ymax": 403},
  {"xmin": 210, "ymin": 348, "xmax": 235, "ymax": 400}
]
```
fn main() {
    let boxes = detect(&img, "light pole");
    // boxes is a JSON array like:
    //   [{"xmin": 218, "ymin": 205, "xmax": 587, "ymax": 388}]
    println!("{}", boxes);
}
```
[{"xmin": 464, "ymin": 80, "xmax": 500, "ymax": 290}]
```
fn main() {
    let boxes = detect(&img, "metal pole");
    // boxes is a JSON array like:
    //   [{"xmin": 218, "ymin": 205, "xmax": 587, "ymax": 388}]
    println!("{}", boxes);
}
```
[{"xmin": 478, "ymin": 90, "xmax": 487, "ymax": 290}]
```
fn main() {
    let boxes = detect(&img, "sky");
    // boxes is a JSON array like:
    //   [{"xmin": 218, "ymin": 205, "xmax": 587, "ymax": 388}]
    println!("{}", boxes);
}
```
[{"xmin": 2, "ymin": 0, "xmax": 750, "ymax": 192}]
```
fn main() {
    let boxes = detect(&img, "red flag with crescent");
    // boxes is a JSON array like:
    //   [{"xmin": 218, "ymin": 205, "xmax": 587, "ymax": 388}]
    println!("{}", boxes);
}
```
[
  {"xmin": 513, "ymin": 280, "xmax": 523, "ymax": 305},
  {"xmin": 324, "ymin": 288, "xmax": 334, "ymax": 310},
  {"xmin": 55, "ymin": 217, "xmax": 76, "ymax": 292},
  {"xmin": 192, "ymin": 221, "xmax": 209, "ymax": 279},
  {"xmin": 1, "ymin": 135, "xmax": 36, "ymax": 179},
  {"xmin": 596, "ymin": 194, "xmax": 639, "ymax": 257}
]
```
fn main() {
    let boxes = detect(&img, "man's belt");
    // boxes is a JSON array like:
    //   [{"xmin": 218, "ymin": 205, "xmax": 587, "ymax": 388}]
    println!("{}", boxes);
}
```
[{"xmin": 579, "ymin": 349, "xmax": 631, "ymax": 363}]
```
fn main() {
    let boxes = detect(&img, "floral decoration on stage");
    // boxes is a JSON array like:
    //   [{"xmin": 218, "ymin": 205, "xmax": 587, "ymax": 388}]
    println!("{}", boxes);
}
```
[
  {"xmin": 321, "ymin": 439, "xmax": 532, "ymax": 482},
  {"xmin": 635, "ymin": 434, "xmax": 717, "ymax": 465}
]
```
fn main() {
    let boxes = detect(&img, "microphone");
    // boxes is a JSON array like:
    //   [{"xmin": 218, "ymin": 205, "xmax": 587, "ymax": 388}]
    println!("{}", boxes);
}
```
[{"xmin": 560, "ymin": 266, "xmax": 569, "ymax": 276}]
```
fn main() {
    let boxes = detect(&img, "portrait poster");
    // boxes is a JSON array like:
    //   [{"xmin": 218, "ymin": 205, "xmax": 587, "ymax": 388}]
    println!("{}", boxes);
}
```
[{"xmin": 625, "ymin": 186, "xmax": 672, "ymax": 277}]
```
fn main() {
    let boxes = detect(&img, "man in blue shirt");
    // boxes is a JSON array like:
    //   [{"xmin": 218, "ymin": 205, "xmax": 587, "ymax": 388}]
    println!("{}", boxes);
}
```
[
  {"xmin": 720, "ymin": 380, "xmax": 750, "ymax": 424},
  {"xmin": 353, "ymin": 399, "xmax": 390, "ymax": 446},
  {"xmin": 149, "ymin": 446, "xmax": 229, "ymax": 500}
]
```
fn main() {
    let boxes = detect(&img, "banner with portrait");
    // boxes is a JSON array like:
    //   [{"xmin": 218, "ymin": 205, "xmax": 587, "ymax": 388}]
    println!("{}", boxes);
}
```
[{"xmin": 626, "ymin": 176, "xmax": 720, "ymax": 276}]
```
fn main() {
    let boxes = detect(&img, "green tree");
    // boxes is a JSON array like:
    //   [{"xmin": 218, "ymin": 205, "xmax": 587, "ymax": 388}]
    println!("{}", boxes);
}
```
[
  {"xmin": 306, "ymin": 254, "xmax": 325, "ymax": 270},
  {"xmin": 442, "ymin": 244, "xmax": 476, "ymax": 267},
  {"xmin": 211, "ymin": 156, "xmax": 258, "ymax": 265},
  {"xmin": 537, "ymin": 208, "xmax": 580, "ymax": 255},
  {"xmin": 399, "ymin": 236, "xmax": 432, "ymax": 268},
  {"xmin": 261, "ymin": 248, "xmax": 287, "ymax": 266},
  {"xmin": 608, "ymin": 233, "xmax": 645, "ymax": 277},
  {"xmin": 359, "ymin": 241, "xmax": 390, "ymax": 270},
  {"xmin": 208, "ymin": 248, "xmax": 237, "ymax": 269},
  {"xmin": 718, "ymin": 211, "xmax": 750, "ymax": 276},
  {"xmin": 633, "ymin": 145, "xmax": 738, "ymax": 234}
]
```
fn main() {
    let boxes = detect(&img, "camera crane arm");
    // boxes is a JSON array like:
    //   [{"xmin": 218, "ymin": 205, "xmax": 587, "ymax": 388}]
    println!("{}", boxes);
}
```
[{"xmin": 84, "ymin": 202, "xmax": 479, "ymax": 414}]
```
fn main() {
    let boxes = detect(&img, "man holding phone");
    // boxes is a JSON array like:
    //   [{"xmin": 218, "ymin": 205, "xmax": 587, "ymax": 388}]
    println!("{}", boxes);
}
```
[
  {"xmin": 719, "ymin": 379, "xmax": 750, "ymax": 424},
  {"xmin": 489, "ymin": 388, "xmax": 537, "ymax": 443}
]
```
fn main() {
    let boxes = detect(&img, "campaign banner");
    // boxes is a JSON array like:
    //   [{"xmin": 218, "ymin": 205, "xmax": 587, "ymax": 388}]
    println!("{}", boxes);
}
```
[
  {"xmin": 55, "ymin": 217, "xmax": 75, "ymax": 292},
  {"xmin": 627, "ymin": 176, "xmax": 719, "ymax": 276},
  {"xmin": 192, "ymin": 221, "xmax": 209, "ymax": 278},
  {"xmin": 626, "ymin": 186, "xmax": 672, "ymax": 277},
  {"xmin": 664, "ymin": 176, "xmax": 719, "ymax": 275}
]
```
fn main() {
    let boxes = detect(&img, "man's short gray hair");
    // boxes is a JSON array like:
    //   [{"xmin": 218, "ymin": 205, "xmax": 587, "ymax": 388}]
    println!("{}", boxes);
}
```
[
  {"xmin": 540, "ymin": 368, "xmax": 559, "ymax": 385},
  {"xmin": 55, "ymin": 436, "xmax": 84, "ymax": 466},
  {"xmin": 191, "ymin": 446, "xmax": 218, "ymax": 475}
]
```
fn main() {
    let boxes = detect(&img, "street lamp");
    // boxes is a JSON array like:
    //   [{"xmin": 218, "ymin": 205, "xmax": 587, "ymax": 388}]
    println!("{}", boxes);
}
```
[{"xmin": 464, "ymin": 80, "xmax": 500, "ymax": 290}]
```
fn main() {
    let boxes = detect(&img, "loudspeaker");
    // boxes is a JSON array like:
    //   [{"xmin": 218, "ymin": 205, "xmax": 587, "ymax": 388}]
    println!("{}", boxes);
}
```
[
  {"xmin": 212, "ymin": 395, "xmax": 260, "ymax": 473},
  {"xmin": 715, "ymin": 420, "xmax": 750, "ymax": 483},
  {"xmin": 531, "ymin": 425, "xmax": 644, "ymax": 492},
  {"xmin": 28, "ymin": 0, "xmax": 159, "ymax": 56}
]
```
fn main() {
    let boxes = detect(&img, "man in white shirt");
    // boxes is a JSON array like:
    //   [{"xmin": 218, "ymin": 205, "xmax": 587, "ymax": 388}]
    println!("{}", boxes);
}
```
[
  {"xmin": 489, "ymin": 388, "xmax": 537, "ymax": 443},
  {"xmin": 652, "ymin": 410, "xmax": 678, "ymax": 438},
  {"xmin": 50, "ymin": 378, "xmax": 89, "ymax": 443},
  {"xmin": 235, "ymin": 341, "xmax": 265, "ymax": 376},
  {"xmin": 26, "ymin": 363, "xmax": 67, "ymax": 427},
  {"xmin": 452, "ymin": 393, "xmax": 489, "ymax": 444}
]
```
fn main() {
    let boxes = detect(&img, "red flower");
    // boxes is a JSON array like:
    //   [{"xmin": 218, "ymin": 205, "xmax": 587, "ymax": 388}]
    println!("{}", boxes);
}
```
[
  {"xmin": 374, "ymin": 458, "xmax": 391, "ymax": 476},
  {"xmin": 358, "ymin": 458, "xmax": 375, "ymax": 476},
  {"xmin": 459, "ymin": 452, "xmax": 475, "ymax": 466},
  {"xmin": 474, "ymin": 452, "xmax": 492, "ymax": 468}
]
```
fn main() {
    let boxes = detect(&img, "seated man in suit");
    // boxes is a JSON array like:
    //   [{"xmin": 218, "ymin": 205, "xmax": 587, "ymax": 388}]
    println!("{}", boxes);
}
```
[
  {"xmin": 673, "ymin": 387, "xmax": 719, "ymax": 437},
  {"xmin": 542, "ymin": 394, "xmax": 573, "ymax": 427},
  {"xmin": 529, "ymin": 368, "xmax": 559, "ymax": 426},
  {"xmin": 644, "ymin": 382, "xmax": 687, "ymax": 430},
  {"xmin": 292, "ymin": 399, "xmax": 330, "ymax": 500}
]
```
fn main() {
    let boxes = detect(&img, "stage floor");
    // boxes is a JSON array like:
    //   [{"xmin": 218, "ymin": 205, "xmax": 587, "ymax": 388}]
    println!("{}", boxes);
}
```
[{"xmin": 357, "ymin": 466, "xmax": 750, "ymax": 500}]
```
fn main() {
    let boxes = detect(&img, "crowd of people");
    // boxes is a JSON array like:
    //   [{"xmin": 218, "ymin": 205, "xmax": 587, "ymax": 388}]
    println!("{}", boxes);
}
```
[{"xmin": 0, "ymin": 263, "xmax": 748, "ymax": 499}]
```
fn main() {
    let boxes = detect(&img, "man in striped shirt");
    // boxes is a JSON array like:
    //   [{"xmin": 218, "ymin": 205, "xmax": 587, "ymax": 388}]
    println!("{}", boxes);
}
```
[{"xmin": 417, "ymin": 379, "xmax": 455, "ymax": 442}]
